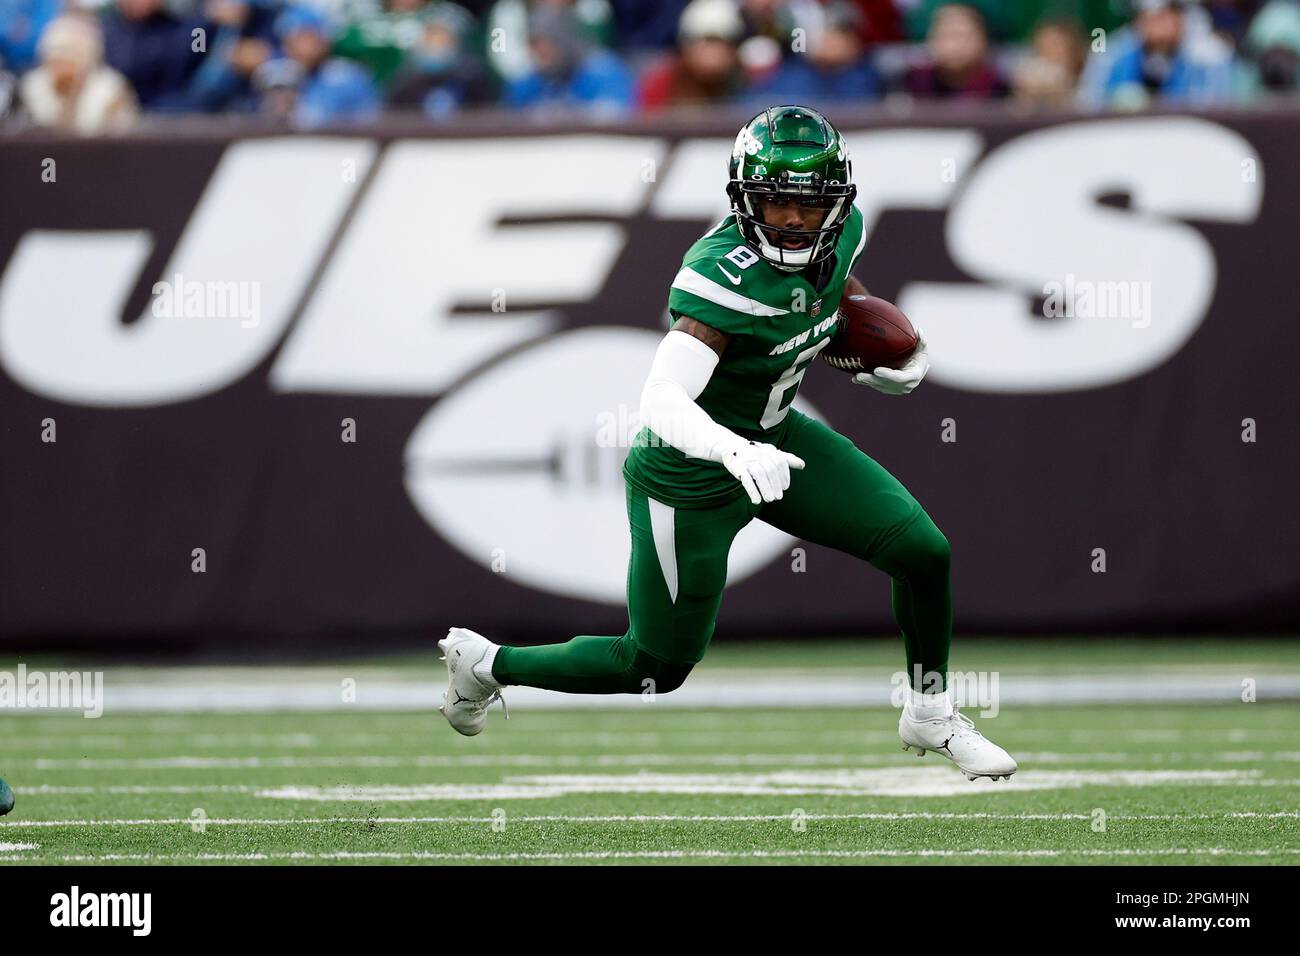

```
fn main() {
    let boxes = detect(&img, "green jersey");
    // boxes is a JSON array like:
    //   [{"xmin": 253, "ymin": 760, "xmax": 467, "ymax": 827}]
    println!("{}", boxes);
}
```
[{"xmin": 624, "ymin": 206, "xmax": 868, "ymax": 507}]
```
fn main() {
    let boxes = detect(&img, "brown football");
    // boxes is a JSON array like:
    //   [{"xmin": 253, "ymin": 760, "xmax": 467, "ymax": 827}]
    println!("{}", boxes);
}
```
[{"xmin": 822, "ymin": 281, "xmax": 918, "ymax": 374}]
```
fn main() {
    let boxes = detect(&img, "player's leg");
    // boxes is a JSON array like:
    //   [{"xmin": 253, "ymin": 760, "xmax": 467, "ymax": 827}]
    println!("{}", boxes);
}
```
[
  {"xmin": 438, "ymin": 482, "xmax": 750, "ymax": 736},
  {"xmin": 491, "ymin": 485, "xmax": 750, "ymax": 692},
  {"xmin": 760, "ymin": 409, "xmax": 951, "ymax": 692},
  {"xmin": 759, "ymin": 409, "xmax": 1016, "ymax": 779}
]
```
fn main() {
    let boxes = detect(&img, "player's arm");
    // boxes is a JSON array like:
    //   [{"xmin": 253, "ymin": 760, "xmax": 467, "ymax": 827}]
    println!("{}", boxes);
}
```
[
  {"xmin": 670, "ymin": 315, "xmax": 731, "ymax": 357},
  {"xmin": 639, "ymin": 317, "xmax": 804, "ymax": 504},
  {"xmin": 842, "ymin": 277, "xmax": 931, "ymax": 396}
]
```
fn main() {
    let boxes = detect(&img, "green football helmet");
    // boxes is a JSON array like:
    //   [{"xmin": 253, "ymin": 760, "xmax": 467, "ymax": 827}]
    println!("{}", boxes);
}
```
[{"xmin": 726, "ymin": 105, "xmax": 857, "ymax": 270}]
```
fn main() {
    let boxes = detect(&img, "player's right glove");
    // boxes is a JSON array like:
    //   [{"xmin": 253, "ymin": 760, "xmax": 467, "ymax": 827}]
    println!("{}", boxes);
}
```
[
  {"xmin": 853, "ymin": 326, "xmax": 930, "ymax": 396},
  {"xmin": 715, "ymin": 438, "xmax": 806, "ymax": 504}
]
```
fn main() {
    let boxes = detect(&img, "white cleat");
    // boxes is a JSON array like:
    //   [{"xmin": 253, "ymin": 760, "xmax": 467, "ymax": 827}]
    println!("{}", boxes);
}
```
[
  {"xmin": 437, "ymin": 626, "xmax": 507, "ymax": 737},
  {"xmin": 899, "ymin": 703, "xmax": 1017, "ymax": 781}
]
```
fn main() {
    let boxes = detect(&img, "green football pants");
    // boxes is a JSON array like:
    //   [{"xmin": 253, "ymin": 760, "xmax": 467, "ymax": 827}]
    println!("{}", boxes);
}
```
[{"xmin": 493, "ymin": 409, "xmax": 951, "ymax": 693}]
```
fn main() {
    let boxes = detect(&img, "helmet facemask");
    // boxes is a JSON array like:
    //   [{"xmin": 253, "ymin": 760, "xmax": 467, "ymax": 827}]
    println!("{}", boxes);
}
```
[{"xmin": 728, "ymin": 176, "xmax": 856, "ymax": 269}]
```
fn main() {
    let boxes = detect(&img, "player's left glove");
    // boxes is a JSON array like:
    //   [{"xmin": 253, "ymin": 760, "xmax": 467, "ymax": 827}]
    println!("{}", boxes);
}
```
[
  {"xmin": 716, "ymin": 437, "xmax": 806, "ymax": 505},
  {"xmin": 853, "ymin": 327, "xmax": 929, "ymax": 395}
]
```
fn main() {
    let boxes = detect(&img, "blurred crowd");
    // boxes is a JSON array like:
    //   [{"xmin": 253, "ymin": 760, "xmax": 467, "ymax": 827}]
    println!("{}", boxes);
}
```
[{"xmin": 1, "ymin": 0, "xmax": 1298, "ymax": 132}]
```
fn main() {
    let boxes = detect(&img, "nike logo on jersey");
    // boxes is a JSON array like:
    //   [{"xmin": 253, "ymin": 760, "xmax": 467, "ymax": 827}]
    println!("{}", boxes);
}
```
[{"xmin": 717, "ymin": 263, "xmax": 743, "ymax": 285}]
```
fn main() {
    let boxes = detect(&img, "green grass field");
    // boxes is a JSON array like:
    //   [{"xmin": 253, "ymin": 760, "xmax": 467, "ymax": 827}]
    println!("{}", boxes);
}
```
[{"xmin": 1, "ymin": 639, "xmax": 1298, "ymax": 865}]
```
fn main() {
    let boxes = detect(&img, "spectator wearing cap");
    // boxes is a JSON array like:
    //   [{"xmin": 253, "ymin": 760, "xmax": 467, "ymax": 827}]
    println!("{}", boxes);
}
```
[
  {"xmin": 255, "ymin": 5, "xmax": 381, "ymax": 126},
  {"xmin": 503, "ymin": 4, "xmax": 633, "ymax": 115},
  {"xmin": 638, "ymin": 0, "xmax": 745, "ymax": 111},
  {"xmin": 1013, "ymin": 16, "xmax": 1087, "ymax": 106},
  {"xmin": 184, "ymin": 0, "xmax": 279, "ymax": 112},
  {"xmin": 746, "ymin": 1, "xmax": 884, "ymax": 106},
  {"xmin": 20, "ymin": 12, "xmax": 138, "ymax": 132},
  {"xmin": 1079, "ymin": 0, "xmax": 1235, "ymax": 108},
  {"xmin": 0, "ymin": 0, "xmax": 62, "ymax": 73},
  {"xmin": 903, "ymin": 2, "xmax": 1008, "ymax": 99},
  {"xmin": 334, "ymin": 0, "xmax": 479, "ymax": 90},
  {"xmin": 386, "ymin": 5, "xmax": 497, "ymax": 115},
  {"xmin": 101, "ymin": 0, "xmax": 206, "ymax": 110}
]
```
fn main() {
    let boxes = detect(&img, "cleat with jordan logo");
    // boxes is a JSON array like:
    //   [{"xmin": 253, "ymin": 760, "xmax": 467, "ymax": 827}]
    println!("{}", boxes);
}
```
[
  {"xmin": 437, "ymin": 626, "xmax": 507, "ymax": 737},
  {"xmin": 899, "ymin": 700, "xmax": 1018, "ymax": 781}
]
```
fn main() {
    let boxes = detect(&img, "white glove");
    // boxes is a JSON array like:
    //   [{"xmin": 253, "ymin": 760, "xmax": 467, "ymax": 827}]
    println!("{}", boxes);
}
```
[
  {"xmin": 853, "ymin": 327, "xmax": 930, "ymax": 395},
  {"xmin": 715, "ymin": 438, "xmax": 806, "ymax": 505}
]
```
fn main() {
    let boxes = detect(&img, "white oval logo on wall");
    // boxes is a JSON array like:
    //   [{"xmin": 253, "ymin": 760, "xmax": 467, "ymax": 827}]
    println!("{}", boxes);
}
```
[{"xmin": 404, "ymin": 326, "xmax": 820, "ymax": 604}]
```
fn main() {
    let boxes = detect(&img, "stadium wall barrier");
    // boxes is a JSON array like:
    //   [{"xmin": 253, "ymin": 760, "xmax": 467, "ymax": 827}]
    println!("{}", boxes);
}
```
[{"xmin": 1, "ymin": 108, "xmax": 1296, "ymax": 647}]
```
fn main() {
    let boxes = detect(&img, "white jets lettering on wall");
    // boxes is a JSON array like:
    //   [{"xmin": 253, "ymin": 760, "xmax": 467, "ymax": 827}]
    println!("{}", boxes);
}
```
[{"xmin": 0, "ymin": 118, "xmax": 1264, "ymax": 408}]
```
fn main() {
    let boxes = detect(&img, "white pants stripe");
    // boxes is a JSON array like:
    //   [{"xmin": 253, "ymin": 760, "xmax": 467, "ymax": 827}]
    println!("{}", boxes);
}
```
[{"xmin": 647, "ymin": 498, "xmax": 678, "ymax": 604}]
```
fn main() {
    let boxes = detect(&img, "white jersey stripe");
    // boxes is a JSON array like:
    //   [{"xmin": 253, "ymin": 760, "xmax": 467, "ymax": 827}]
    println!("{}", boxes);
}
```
[
  {"xmin": 671, "ymin": 267, "xmax": 790, "ymax": 317},
  {"xmin": 842, "ymin": 207, "xmax": 869, "ymax": 281},
  {"xmin": 701, "ymin": 216, "xmax": 733, "ymax": 239}
]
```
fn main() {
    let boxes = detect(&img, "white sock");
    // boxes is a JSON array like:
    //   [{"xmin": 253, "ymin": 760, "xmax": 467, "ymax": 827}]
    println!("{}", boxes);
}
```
[
  {"xmin": 907, "ymin": 687, "xmax": 953, "ymax": 720},
  {"xmin": 471, "ymin": 643, "xmax": 501, "ymax": 690}
]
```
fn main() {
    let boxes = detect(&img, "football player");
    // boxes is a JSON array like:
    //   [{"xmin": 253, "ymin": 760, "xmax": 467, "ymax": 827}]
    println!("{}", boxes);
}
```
[{"xmin": 439, "ymin": 105, "xmax": 1016, "ymax": 781}]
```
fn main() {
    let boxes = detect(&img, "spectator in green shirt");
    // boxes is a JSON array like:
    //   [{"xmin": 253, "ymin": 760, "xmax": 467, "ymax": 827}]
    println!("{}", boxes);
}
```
[
  {"xmin": 333, "ymin": 0, "xmax": 480, "ymax": 89},
  {"xmin": 904, "ymin": 0, "xmax": 1128, "ymax": 44}
]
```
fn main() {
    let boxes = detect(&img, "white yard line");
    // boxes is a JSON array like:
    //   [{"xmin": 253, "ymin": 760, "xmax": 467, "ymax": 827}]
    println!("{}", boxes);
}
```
[
  {"xmin": 4, "ymin": 811, "xmax": 1300, "ymax": 829},
  {"xmin": 1, "ymin": 847, "xmax": 1297, "ymax": 863},
  {"xmin": 253, "ymin": 768, "xmax": 1287, "ymax": 800},
  {"xmin": 3, "ymin": 768, "xmax": 1288, "ymax": 803},
  {"xmin": 10, "ymin": 750, "xmax": 1300, "ymax": 771},
  {"xmin": 5, "ymin": 728, "xmax": 1296, "ymax": 752},
  {"xmin": 1, "ymin": 736, "xmax": 130, "ymax": 750},
  {"xmin": 3, "ymin": 672, "xmax": 1299, "ymax": 713},
  {"xmin": 1, "ymin": 734, "xmax": 327, "ymax": 753},
  {"xmin": 17, "ymin": 776, "xmax": 1300, "ymax": 797},
  {"xmin": 17, "ymin": 784, "xmax": 261, "ymax": 795},
  {"xmin": 8, "ymin": 753, "xmax": 904, "ymax": 770}
]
